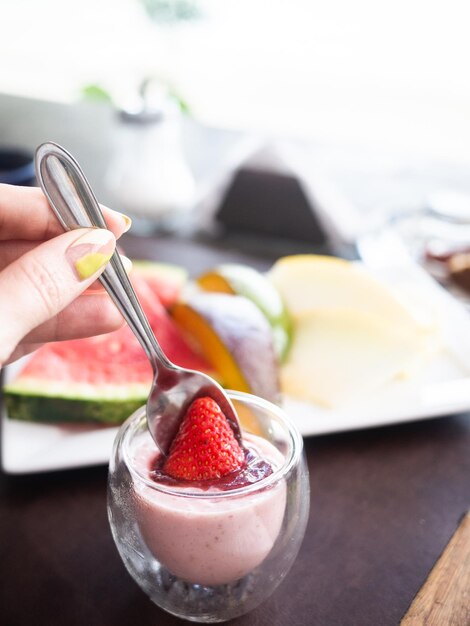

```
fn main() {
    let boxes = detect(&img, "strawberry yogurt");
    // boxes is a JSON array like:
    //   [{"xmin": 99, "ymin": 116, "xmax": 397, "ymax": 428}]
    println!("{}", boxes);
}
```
[{"xmin": 130, "ymin": 433, "xmax": 287, "ymax": 586}]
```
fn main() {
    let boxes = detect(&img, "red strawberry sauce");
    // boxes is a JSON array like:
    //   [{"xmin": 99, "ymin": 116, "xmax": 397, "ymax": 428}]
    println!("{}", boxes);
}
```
[{"xmin": 149, "ymin": 444, "xmax": 274, "ymax": 491}]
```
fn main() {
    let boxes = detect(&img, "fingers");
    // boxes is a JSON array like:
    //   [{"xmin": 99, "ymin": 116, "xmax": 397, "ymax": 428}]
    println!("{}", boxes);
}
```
[
  {"xmin": 0, "ymin": 238, "xmax": 132, "ymax": 283},
  {"xmin": 0, "ymin": 227, "xmax": 116, "ymax": 365},
  {"xmin": 21, "ymin": 292, "xmax": 125, "ymax": 344},
  {"xmin": 0, "ymin": 239, "xmax": 33, "ymax": 267},
  {"xmin": 3, "ymin": 343, "xmax": 44, "ymax": 366},
  {"xmin": 0, "ymin": 184, "xmax": 131, "ymax": 241}
]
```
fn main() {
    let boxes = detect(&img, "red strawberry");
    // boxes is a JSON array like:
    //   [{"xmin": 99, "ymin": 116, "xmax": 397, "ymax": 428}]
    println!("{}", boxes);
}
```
[{"xmin": 163, "ymin": 397, "xmax": 245, "ymax": 481}]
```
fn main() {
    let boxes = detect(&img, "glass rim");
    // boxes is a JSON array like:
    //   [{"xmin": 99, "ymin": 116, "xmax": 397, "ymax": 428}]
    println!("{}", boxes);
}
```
[{"xmin": 120, "ymin": 390, "xmax": 303, "ymax": 500}]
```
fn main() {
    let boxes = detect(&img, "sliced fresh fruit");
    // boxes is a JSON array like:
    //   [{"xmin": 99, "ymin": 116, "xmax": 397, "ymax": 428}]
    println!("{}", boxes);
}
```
[
  {"xmin": 269, "ymin": 255, "xmax": 435, "ymax": 334},
  {"xmin": 281, "ymin": 308, "xmax": 423, "ymax": 407},
  {"xmin": 197, "ymin": 263, "xmax": 292, "ymax": 360},
  {"xmin": 131, "ymin": 260, "xmax": 187, "ymax": 308},
  {"xmin": 163, "ymin": 396, "xmax": 245, "ymax": 481},
  {"xmin": 171, "ymin": 292, "xmax": 280, "ymax": 403},
  {"xmin": 4, "ymin": 275, "xmax": 212, "ymax": 425}
]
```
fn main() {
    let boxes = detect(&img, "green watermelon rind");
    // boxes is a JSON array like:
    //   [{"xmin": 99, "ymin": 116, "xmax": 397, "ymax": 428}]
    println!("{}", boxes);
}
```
[
  {"xmin": 4, "ymin": 381, "xmax": 150, "ymax": 425},
  {"xmin": 4, "ymin": 393, "xmax": 144, "ymax": 425}
]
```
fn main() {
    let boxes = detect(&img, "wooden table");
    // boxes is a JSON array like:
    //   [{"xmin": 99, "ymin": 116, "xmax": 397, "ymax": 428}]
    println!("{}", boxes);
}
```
[{"xmin": 1, "ymin": 94, "xmax": 470, "ymax": 625}]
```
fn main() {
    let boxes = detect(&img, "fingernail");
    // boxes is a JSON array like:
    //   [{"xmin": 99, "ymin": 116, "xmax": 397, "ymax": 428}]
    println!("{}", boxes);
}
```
[
  {"xmin": 120, "ymin": 255, "xmax": 133, "ymax": 274},
  {"xmin": 68, "ymin": 229, "xmax": 115, "ymax": 280},
  {"xmin": 119, "ymin": 212, "xmax": 132, "ymax": 232}
]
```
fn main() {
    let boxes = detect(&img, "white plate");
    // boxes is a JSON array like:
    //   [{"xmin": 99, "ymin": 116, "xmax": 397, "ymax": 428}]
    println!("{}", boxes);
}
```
[{"xmin": 3, "ymin": 259, "xmax": 470, "ymax": 474}]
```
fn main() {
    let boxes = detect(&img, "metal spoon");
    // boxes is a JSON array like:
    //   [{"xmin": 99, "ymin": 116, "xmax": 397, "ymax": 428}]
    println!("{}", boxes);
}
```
[{"xmin": 35, "ymin": 141, "xmax": 241, "ymax": 454}]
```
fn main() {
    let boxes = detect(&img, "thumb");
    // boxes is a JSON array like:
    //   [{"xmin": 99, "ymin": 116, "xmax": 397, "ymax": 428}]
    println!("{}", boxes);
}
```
[{"xmin": 0, "ymin": 228, "xmax": 115, "ymax": 363}]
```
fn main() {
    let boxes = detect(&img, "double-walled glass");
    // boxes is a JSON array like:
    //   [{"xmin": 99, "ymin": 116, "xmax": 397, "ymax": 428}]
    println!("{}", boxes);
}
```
[{"xmin": 108, "ymin": 391, "xmax": 309, "ymax": 623}]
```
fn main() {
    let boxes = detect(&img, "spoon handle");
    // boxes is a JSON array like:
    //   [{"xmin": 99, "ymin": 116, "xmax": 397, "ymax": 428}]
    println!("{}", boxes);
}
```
[{"xmin": 35, "ymin": 141, "xmax": 172, "ymax": 371}]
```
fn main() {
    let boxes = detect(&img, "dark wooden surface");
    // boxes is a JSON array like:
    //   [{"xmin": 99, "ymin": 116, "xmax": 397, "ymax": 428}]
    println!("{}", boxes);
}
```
[{"xmin": 1, "ymin": 94, "xmax": 470, "ymax": 625}]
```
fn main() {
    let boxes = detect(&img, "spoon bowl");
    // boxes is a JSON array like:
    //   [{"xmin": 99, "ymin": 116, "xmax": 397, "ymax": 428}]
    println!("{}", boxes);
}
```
[{"xmin": 35, "ymin": 141, "xmax": 241, "ymax": 454}]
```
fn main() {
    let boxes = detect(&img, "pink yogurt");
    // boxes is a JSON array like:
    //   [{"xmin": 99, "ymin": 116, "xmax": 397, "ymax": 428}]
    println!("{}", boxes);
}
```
[{"xmin": 131, "ymin": 434, "xmax": 287, "ymax": 586}]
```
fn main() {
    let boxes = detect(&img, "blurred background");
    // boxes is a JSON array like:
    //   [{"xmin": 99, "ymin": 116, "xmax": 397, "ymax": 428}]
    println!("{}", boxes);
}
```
[
  {"xmin": 2, "ymin": 0, "xmax": 470, "ymax": 258},
  {"xmin": 1, "ymin": 0, "xmax": 469, "ymax": 160}
]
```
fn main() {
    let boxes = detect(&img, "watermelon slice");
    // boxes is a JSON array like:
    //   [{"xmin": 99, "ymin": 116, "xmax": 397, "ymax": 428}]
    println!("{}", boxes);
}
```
[{"xmin": 4, "ymin": 262, "xmax": 212, "ymax": 425}]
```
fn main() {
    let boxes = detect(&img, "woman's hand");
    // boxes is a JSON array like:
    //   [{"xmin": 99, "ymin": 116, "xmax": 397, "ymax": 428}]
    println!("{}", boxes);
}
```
[{"xmin": 0, "ymin": 183, "xmax": 132, "ymax": 366}]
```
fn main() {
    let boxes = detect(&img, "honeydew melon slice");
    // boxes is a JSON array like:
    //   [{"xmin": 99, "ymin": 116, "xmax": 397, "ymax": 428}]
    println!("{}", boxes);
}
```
[
  {"xmin": 269, "ymin": 255, "xmax": 436, "ymax": 335},
  {"xmin": 280, "ymin": 308, "xmax": 424, "ymax": 408}
]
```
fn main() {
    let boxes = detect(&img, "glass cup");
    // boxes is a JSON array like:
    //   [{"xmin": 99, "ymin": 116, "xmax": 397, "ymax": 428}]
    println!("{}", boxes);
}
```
[{"xmin": 108, "ymin": 390, "xmax": 310, "ymax": 623}]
